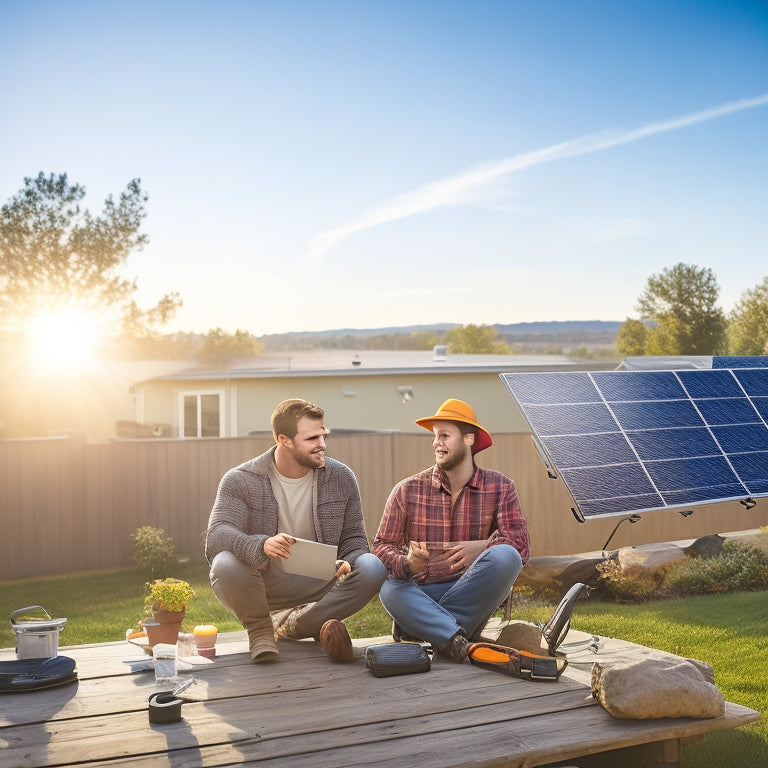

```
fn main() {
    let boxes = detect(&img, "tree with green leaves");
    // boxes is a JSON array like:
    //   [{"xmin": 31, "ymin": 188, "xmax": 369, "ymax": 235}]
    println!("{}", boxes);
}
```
[
  {"xmin": 0, "ymin": 172, "xmax": 181, "ymax": 337},
  {"xmin": 445, "ymin": 323, "xmax": 511, "ymax": 354},
  {"xmin": 619, "ymin": 263, "xmax": 727, "ymax": 356},
  {"xmin": 727, "ymin": 275, "xmax": 768, "ymax": 355},
  {"xmin": 616, "ymin": 317, "xmax": 648, "ymax": 357},
  {"xmin": 199, "ymin": 328, "xmax": 265, "ymax": 366}
]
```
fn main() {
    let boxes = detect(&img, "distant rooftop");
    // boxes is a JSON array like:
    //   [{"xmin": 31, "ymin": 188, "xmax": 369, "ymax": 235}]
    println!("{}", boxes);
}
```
[{"xmin": 138, "ymin": 349, "xmax": 619, "ymax": 383}]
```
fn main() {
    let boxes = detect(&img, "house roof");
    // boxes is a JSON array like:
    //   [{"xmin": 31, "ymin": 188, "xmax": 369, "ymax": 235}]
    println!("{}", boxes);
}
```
[{"xmin": 136, "ymin": 350, "xmax": 619, "ymax": 383}]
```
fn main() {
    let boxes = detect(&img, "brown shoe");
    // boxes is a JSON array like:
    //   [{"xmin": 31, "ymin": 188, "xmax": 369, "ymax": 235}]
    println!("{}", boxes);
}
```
[
  {"xmin": 248, "ymin": 630, "xmax": 279, "ymax": 663},
  {"xmin": 319, "ymin": 619, "xmax": 353, "ymax": 662},
  {"xmin": 442, "ymin": 632, "xmax": 469, "ymax": 663}
]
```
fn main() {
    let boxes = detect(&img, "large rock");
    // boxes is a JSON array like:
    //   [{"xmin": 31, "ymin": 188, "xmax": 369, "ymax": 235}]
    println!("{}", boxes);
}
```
[
  {"xmin": 616, "ymin": 542, "xmax": 687, "ymax": 579},
  {"xmin": 683, "ymin": 533, "xmax": 725, "ymax": 559},
  {"xmin": 516, "ymin": 555, "xmax": 604, "ymax": 592}
]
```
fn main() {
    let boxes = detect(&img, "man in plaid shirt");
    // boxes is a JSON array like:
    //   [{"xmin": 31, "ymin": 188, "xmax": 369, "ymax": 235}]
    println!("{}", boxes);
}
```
[{"xmin": 373, "ymin": 398, "xmax": 530, "ymax": 662}]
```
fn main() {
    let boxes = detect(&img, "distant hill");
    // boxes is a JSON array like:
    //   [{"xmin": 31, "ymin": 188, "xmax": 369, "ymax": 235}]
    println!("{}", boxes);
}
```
[
  {"xmin": 262, "ymin": 320, "xmax": 620, "ymax": 339},
  {"xmin": 495, "ymin": 320, "xmax": 621, "ymax": 347},
  {"xmin": 261, "ymin": 323, "xmax": 457, "ymax": 339},
  {"xmin": 259, "ymin": 321, "xmax": 620, "ymax": 354},
  {"xmin": 495, "ymin": 321, "xmax": 621, "ymax": 335}
]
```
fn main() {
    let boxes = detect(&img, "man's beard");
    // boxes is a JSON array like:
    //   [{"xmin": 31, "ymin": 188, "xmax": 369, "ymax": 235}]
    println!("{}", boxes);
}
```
[
  {"xmin": 436, "ymin": 442, "xmax": 468, "ymax": 471},
  {"xmin": 290, "ymin": 445, "xmax": 325, "ymax": 469}
]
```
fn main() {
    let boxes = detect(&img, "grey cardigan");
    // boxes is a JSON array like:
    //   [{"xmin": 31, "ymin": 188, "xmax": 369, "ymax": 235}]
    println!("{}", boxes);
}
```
[{"xmin": 205, "ymin": 446, "xmax": 370, "ymax": 568}]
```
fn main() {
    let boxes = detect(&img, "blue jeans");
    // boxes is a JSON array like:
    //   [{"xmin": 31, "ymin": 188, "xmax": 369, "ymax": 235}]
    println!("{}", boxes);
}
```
[{"xmin": 379, "ymin": 544, "xmax": 523, "ymax": 649}]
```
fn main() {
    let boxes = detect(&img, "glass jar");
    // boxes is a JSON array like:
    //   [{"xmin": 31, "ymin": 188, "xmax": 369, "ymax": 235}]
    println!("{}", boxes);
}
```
[
  {"xmin": 152, "ymin": 643, "xmax": 177, "ymax": 686},
  {"xmin": 176, "ymin": 632, "xmax": 196, "ymax": 659}
]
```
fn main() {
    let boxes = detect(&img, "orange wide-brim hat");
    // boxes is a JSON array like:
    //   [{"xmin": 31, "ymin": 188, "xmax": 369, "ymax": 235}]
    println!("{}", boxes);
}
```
[{"xmin": 415, "ymin": 398, "xmax": 493, "ymax": 454}]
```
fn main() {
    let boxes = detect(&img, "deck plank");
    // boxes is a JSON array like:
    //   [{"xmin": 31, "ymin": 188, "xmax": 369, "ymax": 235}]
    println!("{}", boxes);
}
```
[
  {"xmin": 0, "ymin": 631, "xmax": 760, "ymax": 768},
  {"xmin": 68, "ymin": 700, "xmax": 760, "ymax": 768}
]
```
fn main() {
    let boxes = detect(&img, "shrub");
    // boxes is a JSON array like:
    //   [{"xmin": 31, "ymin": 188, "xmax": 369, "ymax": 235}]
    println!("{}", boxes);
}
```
[
  {"xmin": 131, "ymin": 525, "xmax": 177, "ymax": 577},
  {"xmin": 595, "ymin": 540, "xmax": 768, "ymax": 602},
  {"xmin": 595, "ymin": 558, "xmax": 661, "ymax": 602},
  {"xmin": 663, "ymin": 541, "xmax": 768, "ymax": 596}
]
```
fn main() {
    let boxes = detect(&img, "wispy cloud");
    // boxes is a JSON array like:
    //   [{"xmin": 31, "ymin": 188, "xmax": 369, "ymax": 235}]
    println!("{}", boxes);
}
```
[{"xmin": 308, "ymin": 93, "xmax": 768, "ymax": 261}]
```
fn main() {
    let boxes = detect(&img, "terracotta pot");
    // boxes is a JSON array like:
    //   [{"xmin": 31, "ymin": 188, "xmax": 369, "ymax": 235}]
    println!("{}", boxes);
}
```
[{"xmin": 144, "ymin": 606, "xmax": 185, "ymax": 647}]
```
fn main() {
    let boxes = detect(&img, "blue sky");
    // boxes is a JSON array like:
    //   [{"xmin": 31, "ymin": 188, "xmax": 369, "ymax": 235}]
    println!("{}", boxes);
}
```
[{"xmin": 1, "ymin": 1, "xmax": 766, "ymax": 336}]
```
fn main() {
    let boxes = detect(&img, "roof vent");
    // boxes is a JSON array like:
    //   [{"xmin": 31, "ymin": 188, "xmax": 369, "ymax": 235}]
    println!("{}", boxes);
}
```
[
  {"xmin": 433, "ymin": 345, "xmax": 447, "ymax": 362},
  {"xmin": 352, "ymin": 355, "xmax": 361, "ymax": 367}
]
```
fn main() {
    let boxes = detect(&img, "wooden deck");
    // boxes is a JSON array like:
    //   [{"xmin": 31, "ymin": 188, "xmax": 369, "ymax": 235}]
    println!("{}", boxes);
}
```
[{"xmin": 0, "ymin": 627, "xmax": 760, "ymax": 768}]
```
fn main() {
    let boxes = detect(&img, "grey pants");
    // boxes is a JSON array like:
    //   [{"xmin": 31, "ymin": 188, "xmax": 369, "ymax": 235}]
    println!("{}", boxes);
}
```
[{"xmin": 209, "ymin": 551, "xmax": 387, "ymax": 639}]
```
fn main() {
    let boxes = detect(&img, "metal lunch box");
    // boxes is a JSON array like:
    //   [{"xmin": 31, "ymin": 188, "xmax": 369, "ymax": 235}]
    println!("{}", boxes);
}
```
[{"xmin": 11, "ymin": 605, "xmax": 67, "ymax": 659}]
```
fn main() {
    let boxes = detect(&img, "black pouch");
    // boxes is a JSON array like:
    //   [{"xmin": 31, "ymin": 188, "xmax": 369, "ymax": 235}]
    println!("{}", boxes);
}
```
[{"xmin": 365, "ymin": 642, "xmax": 433, "ymax": 677}]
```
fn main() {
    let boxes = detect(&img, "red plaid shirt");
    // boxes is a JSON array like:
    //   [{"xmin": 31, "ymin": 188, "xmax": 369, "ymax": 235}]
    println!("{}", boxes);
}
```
[{"xmin": 373, "ymin": 464, "xmax": 530, "ymax": 582}]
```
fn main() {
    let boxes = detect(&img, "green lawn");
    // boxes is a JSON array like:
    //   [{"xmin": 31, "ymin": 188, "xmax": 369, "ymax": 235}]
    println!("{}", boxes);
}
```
[
  {"xmin": 1, "ymin": 560, "xmax": 243, "ymax": 649},
  {"xmin": 2, "ymin": 562, "xmax": 765, "ymax": 767}
]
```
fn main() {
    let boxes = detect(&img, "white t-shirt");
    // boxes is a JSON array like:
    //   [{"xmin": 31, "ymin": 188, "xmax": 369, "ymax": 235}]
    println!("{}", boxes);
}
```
[{"xmin": 272, "ymin": 466, "xmax": 316, "ymax": 541}]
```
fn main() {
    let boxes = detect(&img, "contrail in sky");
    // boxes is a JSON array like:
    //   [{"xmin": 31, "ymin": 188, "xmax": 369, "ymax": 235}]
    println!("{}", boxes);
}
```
[{"xmin": 308, "ymin": 93, "xmax": 768, "ymax": 261}]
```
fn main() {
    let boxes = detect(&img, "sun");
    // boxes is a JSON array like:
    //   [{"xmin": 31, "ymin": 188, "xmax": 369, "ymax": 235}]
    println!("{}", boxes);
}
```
[{"xmin": 28, "ymin": 308, "xmax": 99, "ymax": 367}]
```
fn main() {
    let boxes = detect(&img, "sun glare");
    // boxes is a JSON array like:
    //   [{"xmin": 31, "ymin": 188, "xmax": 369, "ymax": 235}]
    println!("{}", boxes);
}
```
[{"xmin": 28, "ymin": 309, "xmax": 98, "ymax": 367}]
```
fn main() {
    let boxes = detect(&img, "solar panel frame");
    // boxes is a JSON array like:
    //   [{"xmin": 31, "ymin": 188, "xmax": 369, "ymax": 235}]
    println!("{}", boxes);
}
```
[{"xmin": 501, "ymin": 367, "xmax": 768, "ymax": 520}]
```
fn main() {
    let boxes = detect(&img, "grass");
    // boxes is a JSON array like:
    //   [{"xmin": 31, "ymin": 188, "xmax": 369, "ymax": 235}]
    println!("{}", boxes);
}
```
[
  {"xmin": 2, "ymin": 562, "xmax": 766, "ymax": 767},
  {"xmin": 0, "ymin": 559, "xmax": 243, "ymax": 648}
]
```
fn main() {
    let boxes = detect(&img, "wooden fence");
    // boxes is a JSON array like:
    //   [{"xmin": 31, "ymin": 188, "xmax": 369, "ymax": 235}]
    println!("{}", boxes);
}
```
[{"xmin": 2, "ymin": 433, "xmax": 767, "ymax": 581}]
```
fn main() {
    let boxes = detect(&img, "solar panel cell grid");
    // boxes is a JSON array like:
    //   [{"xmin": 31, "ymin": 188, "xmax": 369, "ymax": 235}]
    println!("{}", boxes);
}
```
[
  {"xmin": 629, "ymin": 428, "xmax": 718, "ymax": 461},
  {"xmin": 752, "ymin": 398, "xmax": 768, "ymax": 421},
  {"xmin": 524, "ymin": 403, "xmax": 617, "ymax": 436},
  {"xmin": 593, "ymin": 371, "xmax": 685, "ymax": 401},
  {"xmin": 712, "ymin": 424, "xmax": 768, "ymax": 453},
  {"xmin": 730, "ymin": 453, "xmax": 768, "ymax": 495},
  {"xmin": 544, "ymin": 432, "xmax": 636, "ymax": 468},
  {"xmin": 678, "ymin": 369, "xmax": 744, "ymax": 397},
  {"xmin": 611, "ymin": 400, "xmax": 703, "ymax": 430},
  {"xmin": 734, "ymin": 370, "xmax": 768, "ymax": 396},
  {"xmin": 714, "ymin": 356, "xmax": 768, "ymax": 369},
  {"xmin": 501, "ymin": 367, "xmax": 768, "ymax": 519},
  {"xmin": 695, "ymin": 398, "xmax": 760, "ymax": 425}
]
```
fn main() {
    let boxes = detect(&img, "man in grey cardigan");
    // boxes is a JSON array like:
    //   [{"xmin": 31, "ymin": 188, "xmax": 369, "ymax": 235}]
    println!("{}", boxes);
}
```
[{"xmin": 206, "ymin": 398, "xmax": 386, "ymax": 662}]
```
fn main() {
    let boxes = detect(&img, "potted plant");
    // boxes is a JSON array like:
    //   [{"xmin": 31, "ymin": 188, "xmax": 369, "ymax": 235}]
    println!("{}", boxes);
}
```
[{"xmin": 142, "ymin": 578, "xmax": 196, "ymax": 647}]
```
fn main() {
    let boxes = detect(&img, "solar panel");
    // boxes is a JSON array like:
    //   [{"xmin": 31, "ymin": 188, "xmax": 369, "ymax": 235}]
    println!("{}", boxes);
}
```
[{"xmin": 500, "ymin": 367, "xmax": 768, "ymax": 520}]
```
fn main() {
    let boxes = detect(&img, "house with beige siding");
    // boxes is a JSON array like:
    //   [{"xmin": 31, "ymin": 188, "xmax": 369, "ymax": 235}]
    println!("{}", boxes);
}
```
[{"xmin": 130, "ymin": 349, "xmax": 618, "ymax": 438}]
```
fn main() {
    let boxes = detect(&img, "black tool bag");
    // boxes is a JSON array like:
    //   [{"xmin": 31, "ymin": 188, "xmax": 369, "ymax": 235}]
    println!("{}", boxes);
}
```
[{"xmin": 365, "ymin": 642, "xmax": 433, "ymax": 677}]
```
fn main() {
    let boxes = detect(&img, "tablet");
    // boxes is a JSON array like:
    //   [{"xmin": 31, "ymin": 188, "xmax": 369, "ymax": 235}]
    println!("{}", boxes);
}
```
[{"xmin": 279, "ymin": 537, "xmax": 338, "ymax": 580}]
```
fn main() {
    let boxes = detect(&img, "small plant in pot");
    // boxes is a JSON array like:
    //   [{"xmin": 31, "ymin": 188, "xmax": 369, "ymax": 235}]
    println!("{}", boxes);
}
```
[{"xmin": 143, "ymin": 578, "xmax": 196, "ymax": 647}]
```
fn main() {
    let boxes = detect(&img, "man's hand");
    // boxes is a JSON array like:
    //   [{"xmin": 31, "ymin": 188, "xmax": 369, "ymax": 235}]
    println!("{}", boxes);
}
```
[
  {"xmin": 407, "ymin": 541, "xmax": 430, "ymax": 578},
  {"xmin": 264, "ymin": 533, "xmax": 295, "ymax": 559},
  {"xmin": 334, "ymin": 559, "xmax": 352, "ymax": 580},
  {"xmin": 444, "ymin": 540, "xmax": 488, "ymax": 574}
]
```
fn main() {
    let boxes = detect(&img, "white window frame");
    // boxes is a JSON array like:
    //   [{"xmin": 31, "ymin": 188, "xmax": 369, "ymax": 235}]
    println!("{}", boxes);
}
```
[{"xmin": 177, "ymin": 389, "xmax": 226, "ymax": 438}]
